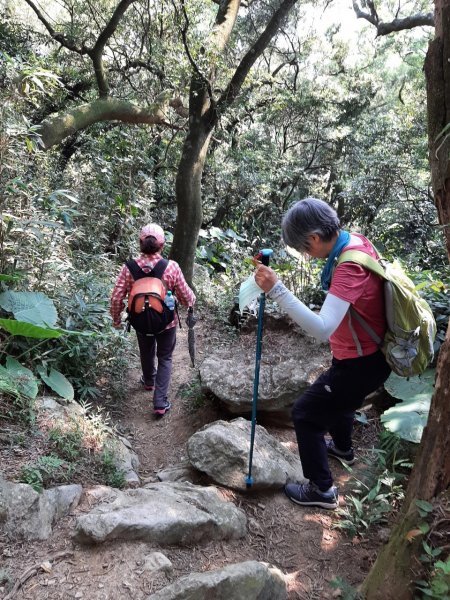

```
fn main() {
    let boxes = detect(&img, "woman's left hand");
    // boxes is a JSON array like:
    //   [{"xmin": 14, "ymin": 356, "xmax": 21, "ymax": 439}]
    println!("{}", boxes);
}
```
[{"xmin": 254, "ymin": 264, "xmax": 278, "ymax": 293}]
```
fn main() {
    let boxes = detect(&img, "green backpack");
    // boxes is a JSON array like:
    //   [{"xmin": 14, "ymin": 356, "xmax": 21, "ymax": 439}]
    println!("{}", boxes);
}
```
[{"xmin": 337, "ymin": 250, "xmax": 437, "ymax": 377}]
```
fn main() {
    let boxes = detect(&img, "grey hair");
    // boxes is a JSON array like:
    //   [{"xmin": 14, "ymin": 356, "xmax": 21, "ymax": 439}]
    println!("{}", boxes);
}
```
[{"xmin": 281, "ymin": 197, "xmax": 340, "ymax": 251}]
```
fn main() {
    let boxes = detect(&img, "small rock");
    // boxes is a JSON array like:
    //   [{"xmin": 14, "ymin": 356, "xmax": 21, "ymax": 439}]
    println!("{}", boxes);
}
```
[{"xmin": 142, "ymin": 552, "xmax": 173, "ymax": 574}]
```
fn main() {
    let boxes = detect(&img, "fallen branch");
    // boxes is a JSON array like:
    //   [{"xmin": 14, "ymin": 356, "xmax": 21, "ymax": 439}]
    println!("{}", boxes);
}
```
[{"xmin": 4, "ymin": 551, "xmax": 74, "ymax": 600}]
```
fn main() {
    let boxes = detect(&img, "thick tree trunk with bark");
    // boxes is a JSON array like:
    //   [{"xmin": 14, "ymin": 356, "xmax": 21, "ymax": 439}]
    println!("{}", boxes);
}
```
[
  {"xmin": 171, "ymin": 118, "xmax": 213, "ymax": 278},
  {"xmin": 362, "ymin": 0, "xmax": 450, "ymax": 597}
]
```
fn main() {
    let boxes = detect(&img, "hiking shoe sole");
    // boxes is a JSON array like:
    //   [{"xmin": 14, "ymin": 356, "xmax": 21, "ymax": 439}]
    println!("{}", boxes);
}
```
[{"xmin": 153, "ymin": 402, "xmax": 171, "ymax": 416}]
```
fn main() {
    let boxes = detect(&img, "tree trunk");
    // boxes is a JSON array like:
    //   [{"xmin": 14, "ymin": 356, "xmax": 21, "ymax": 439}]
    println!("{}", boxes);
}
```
[
  {"xmin": 170, "ymin": 119, "xmax": 213, "ymax": 281},
  {"xmin": 362, "ymin": 0, "xmax": 450, "ymax": 597},
  {"xmin": 170, "ymin": 0, "xmax": 299, "ymax": 283}
]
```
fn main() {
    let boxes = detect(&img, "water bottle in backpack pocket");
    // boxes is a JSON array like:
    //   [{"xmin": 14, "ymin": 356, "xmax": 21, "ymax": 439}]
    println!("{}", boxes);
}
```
[{"xmin": 164, "ymin": 291, "xmax": 176, "ymax": 311}]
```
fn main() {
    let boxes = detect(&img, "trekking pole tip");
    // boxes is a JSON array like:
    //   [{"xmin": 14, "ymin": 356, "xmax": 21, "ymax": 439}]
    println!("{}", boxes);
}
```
[{"xmin": 245, "ymin": 476, "xmax": 253, "ymax": 488}]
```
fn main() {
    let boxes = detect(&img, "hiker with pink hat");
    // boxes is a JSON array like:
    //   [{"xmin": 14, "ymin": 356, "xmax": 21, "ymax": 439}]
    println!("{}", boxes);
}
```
[{"xmin": 111, "ymin": 224, "xmax": 195, "ymax": 416}]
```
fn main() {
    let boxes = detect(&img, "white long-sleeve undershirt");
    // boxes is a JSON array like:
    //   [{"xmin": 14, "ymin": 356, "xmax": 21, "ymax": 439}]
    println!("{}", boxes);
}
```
[{"xmin": 267, "ymin": 281, "xmax": 350, "ymax": 342}]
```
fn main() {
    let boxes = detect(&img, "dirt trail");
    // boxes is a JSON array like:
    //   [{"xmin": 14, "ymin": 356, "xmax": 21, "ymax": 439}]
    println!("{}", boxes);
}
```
[{"xmin": 1, "ymin": 314, "xmax": 381, "ymax": 600}]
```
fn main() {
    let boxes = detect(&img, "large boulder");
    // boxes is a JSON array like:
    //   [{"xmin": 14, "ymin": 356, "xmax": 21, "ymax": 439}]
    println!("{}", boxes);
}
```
[
  {"xmin": 0, "ymin": 477, "xmax": 82, "ymax": 540},
  {"xmin": 200, "ymin": 331, "xmax": 330, "ymax": 414},
  {"xmin": 74, "ymin": 481, "xmax": 247, "ymax": 545},
  {"xmin": 146, "ymin": 560, "xmax": 287, "ymax": 600},
  {"xmin": 187, "ymin": 418, "xmax": 305, "ymax": 491}
]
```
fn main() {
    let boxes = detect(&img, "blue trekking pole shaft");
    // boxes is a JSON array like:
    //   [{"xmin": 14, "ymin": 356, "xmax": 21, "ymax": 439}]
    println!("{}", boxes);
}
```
[{"xmin": 246, "ymin": 248, "xmax": 273, "ymax": 489}]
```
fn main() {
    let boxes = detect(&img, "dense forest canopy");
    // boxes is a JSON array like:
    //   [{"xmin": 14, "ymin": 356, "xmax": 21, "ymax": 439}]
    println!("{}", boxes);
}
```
[{"xmin": 1, "ymin": 0, "xmax": 442, "ymax": 269}]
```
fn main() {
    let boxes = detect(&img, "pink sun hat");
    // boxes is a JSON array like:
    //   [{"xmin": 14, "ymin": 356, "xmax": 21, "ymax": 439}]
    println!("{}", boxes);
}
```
[{"xmin": 139, "ymin": 224, "xmax": 165, "ymax": 245}]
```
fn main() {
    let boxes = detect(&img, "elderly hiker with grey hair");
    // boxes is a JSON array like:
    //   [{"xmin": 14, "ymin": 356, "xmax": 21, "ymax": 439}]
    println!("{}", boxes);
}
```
[
  {"xmin": 111, "ymin": 224, "xmax": 195, "ymax": 417},
  {"xmin": 254, "ymin": 198, "xmax": 391, "ymax": 509}
]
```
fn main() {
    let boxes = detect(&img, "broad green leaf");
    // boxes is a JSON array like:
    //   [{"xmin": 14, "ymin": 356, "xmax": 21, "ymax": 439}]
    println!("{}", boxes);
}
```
[
  {"xmin": 0, "ymin": 290, "xmax": 57, "ymax": 327},
  {"xmin": 5, "ymin": 356, "xmax": 39, "ymax": 399},
  {"xmin": 381, "ymin": 403, "xmax": 429, "ymax": 443},
  {"xmin": 0, "ymin": 274, "xmax": 21, "ymax": 282},
  {"xmin": 0, "ymin": 319, "xmax": 63, "ymax": 339},
  {"xmin": 384, "ymin": 370, "xmax": 435, "ymax": 403},
  {"xmin": 0, "ymin": 366, "xmax": 22, "ymax": 398},
  {"xmin": 37, "ymin": 365, "xmax": 74, "ymax": 400},
  {"xmin": 415, "ymin": 499, "xmax": 434, "ymax": 514},
  {"xmin": 381, "ymin": 370, "xmax": 435, "ymax": 443}
]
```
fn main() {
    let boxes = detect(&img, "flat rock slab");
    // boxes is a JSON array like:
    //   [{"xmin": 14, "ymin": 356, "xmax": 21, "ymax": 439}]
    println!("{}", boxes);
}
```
[
  {"xmin": 74, "ymin": 481, "xmax": 247, "ymax": 545},
  {"xmin": 187, "ymin": 418, "xmax": 305, "ymax": 491},
  {"xmin": 200, "ymin": 331, "xmax": 330, "ymax": 414},
  {"xmin": 146, "ymin": 560, "xmax": 287, "ymax": 600}
]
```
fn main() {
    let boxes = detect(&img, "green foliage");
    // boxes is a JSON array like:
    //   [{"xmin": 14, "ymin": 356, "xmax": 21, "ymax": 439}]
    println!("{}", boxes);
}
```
[
  {"xmin": 412, "ymin": 271, "xmax": 450, "ymax": 356},
  {"xmin": 0, "ymin": 290, "xmax": 58, "ymax": 327},
  {"xmin": 416, "ymin": 499, "xmax": 434, "ymax": 518},
  {"xmin": 99, "ymin": 447, "xmax": 126, "ymax": 489},
  {"xmin": 0, "ymin": 318, "xmax": 63, "ymax": 339},
  {"xmin": 20, "ymin": 455, "xmax": 69, "ymax": 492},
  {"xmin": 48, "ymin": 426, "xmax": 83, "ymax": 461},
  {"xmin": 179, "ymin": 378, "xmax": 206, "ymax": 412},
  {"xmin": 416, "ymin": 558, "xmax": 450, "ymax": 599},
  {"xmin": 330, "ymin": 577, "xmax": 362, "ymax": 600},
  {"xmin": 0, "ymin": 356, "xmax": 37, "ymax": 422},
  {"xmin": 36, "ymin": 365, "xmax": 74, "ymax": 401},
  {"xmin": 335, "ymin": 432, "xmax": 413, "ymax": 537},
  {"xmin": 197, "ymin": 226, "xmax": 248, "ymax": 274},
  {"xmin": 382, "ymin": 370, "xmax": 435, "ymax": 443}
]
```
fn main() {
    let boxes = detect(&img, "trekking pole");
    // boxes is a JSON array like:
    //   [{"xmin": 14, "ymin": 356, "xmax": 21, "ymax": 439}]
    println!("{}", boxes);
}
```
[{"xmin": 246, "ymin": 248, "xmax": 273, "ymax": 489}]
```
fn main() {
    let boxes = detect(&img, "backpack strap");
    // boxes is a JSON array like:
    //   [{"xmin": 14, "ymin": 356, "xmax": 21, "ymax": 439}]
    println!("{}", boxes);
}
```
[
  {"xmin": 336, "ymin": 250, "xmax": 386, "ymax": 354},
  {"xmin": 125, "ymin": 258, "xmax": 169, "ymax": 281},
  {"xmin": 349, "ymin": 307, "xmax": 383, "ymax": 345},
  {"xmin": 337, "ymin": 249, "xmax": 387, "ymax": 279},
  {"xmin": 126, "ymin": 259, "xmax": 146, "ymax": 281},
  {"xmin": 149, "ymin": 258, "xmax": 169, "ymax": 280}
]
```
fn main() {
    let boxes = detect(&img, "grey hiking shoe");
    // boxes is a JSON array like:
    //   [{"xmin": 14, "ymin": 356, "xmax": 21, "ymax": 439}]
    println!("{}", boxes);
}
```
[
  {"xmin": 326, "ymin": 439, "xmax": 355, "ymax": 466},
  {"xmin": 285, "ymin": 482, "xmax": 339, "ymax": 510}
]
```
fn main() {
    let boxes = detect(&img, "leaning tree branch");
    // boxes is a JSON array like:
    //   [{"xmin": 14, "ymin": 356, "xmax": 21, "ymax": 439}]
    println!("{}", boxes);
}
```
[
  {"xmin": 217, "ymin": 0, "xmax": 299, "ymax": 114},
  {"xmin": 90, "ymin": 0, "xmax": 137, "ymax": 97},
  {"xmin": 352, "ymin": 0, "xmax": 434, "ymax": 35},
  {"xmin": 37, "ymin": 96, "xmax": 182, "ymax": 149},
  {"xmin": 23, "ymin": 0, "xmax": 137, "ymax": 97}
]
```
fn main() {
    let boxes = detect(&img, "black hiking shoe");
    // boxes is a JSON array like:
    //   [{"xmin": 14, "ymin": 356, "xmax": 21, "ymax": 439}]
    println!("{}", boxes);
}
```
[
  {"xmin": 326, "ymin": 439, "xmax": 355, "ymax": 466},
  {"xmin": 284, "ymin": 482, "xmax": 339, "ymax": 510}
]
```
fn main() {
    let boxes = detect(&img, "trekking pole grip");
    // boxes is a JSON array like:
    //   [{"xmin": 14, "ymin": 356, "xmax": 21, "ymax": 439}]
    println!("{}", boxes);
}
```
[{"xmin": 259, "ymin": 248, "xmax": 273, "ymax": 267}]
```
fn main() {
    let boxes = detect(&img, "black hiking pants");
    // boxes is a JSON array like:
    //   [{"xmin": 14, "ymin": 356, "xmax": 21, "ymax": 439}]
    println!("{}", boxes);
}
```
[{"xmin": 292, "ymin": 350, "xmax": 391, "ymax": 491}]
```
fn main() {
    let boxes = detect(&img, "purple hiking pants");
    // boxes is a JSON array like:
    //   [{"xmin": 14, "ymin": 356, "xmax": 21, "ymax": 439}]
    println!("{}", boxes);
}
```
[{"xmin": 137, "ymin": 327, "xmax": 177, "ymax": 408}]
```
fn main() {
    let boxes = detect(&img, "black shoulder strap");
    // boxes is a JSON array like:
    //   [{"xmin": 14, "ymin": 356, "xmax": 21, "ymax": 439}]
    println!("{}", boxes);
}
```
[
  {"xmin": 125, "ymin": 259, "xmax": 145, "ymax": 281},
  {"xmin": 125, "ymin": 258, "xmax": 169, "ymax": 281},
  {"xmin": 149, "ymin": 258, "xmax": 169, "ymax": 280}
]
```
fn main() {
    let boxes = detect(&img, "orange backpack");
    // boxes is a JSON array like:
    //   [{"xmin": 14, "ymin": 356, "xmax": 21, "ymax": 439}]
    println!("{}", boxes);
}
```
[{"xmin": 125, "ymin": 259, "xmax": 175, "ymax": 335}]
